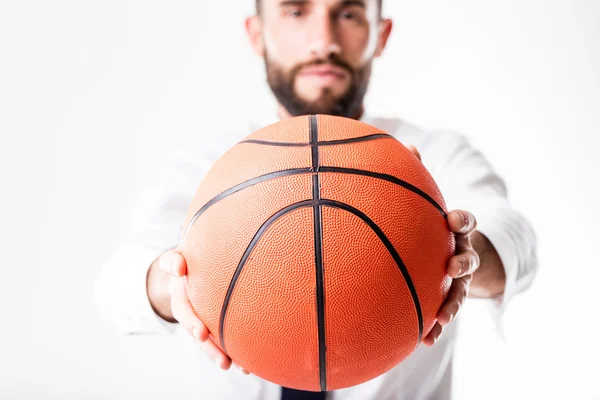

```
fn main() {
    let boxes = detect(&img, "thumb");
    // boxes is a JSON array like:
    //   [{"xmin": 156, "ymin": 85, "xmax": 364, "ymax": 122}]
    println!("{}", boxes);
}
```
[
  {"xmin": 407, "ymin": 144, "xmax": 422, "ymax": 161},
  {"xmin": 159, "ymin": 249, "xmax": 187, "ymax": 277}
]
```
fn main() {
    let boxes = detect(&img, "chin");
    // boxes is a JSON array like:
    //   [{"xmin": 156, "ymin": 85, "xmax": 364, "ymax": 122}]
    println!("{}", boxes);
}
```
[{"xmin": 297, "ymin": 87, "xmax": 348, "ymax": 103}]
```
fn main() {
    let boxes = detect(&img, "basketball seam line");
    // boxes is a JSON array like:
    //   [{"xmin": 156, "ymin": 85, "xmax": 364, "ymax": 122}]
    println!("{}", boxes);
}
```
[
  {"xmin": 182, "ymin": 168, "xmax": 312, "ymax": 240},
  {"xmin": 320, "ymin": 199, "xmax": 424, "ymax": 345},
  {"xmin": 319, "ymin": 167, "xmax": 446, "ymax": 216},
  {"xmin": 216, "ymin": 198, "xmax": 424, "ymax": 379},
  {"xmin": 183, "ymin": 167, "xmax": 446, "ymax": 241},
  {"xmin": 311, "ymin": 115, "xmax": 328, "ymax": 392},
  {"xmin": 218, "ymin": 199, "xmax": 314, "ymax": 353},
  {"xmin": 238, "ymin": 133, "xmax": 393, "ymax": 147}
]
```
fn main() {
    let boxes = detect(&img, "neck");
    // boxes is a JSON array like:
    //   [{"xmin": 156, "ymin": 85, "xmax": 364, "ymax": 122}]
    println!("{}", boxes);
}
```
[{"xmin": 276, "ymin": 103, "xmax": 365, "ymax": 121}]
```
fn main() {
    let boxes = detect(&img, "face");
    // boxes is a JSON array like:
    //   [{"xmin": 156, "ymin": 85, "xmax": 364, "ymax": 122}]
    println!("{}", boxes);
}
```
[{"xmin": 247, "ymin": 0, "xmax": 392, "ymax": 118}]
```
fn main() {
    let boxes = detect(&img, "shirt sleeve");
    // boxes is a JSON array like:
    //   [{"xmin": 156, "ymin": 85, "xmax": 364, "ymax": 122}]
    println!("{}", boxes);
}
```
[
  {"xmin": 420, "ymin": 130, "xmax": 538, "ymax": 337},
  {"xmin": 93, "ymin": 148, "xmax": 214, "ymax": 335}
]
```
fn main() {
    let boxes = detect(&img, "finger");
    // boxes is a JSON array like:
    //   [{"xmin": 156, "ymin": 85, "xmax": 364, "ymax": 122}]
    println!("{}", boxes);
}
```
[
  {"xmin": 159, "ymin": 249, "xmax": 187, "ymax": 277},
  {"xmin": 168, "ymin": 278, "xmax": 210, "ymax": 342},
  {"xmin": 168, "ymin": 279, "xmax": 231, "ymax": 370},
  {"xmin": 234, "ymin": 363, "xmax": 250, "ymax": 375},
  {"xmin": 447, "ymin": 210, "xmax": 477, "ymax": 235},
  {"xmin": 199, "ymin": 337, "xmax": 232, "ymax": 370},
  {"xmin": 406, "ymin": 144, "xmax": 422, "ymax": 161},
  {"xmin": 422, "ymin": 322, "xmax": 444, "ymax": 347},
  {"xmin": 447, "ymin": 249, "xmax": 480, "ymax": 278},
  {"xmin": 437, "ymin": 275, "xmax": 472, "ymax": 325},
  {"xmin": 454, "ymin": 230, "xmax": 471, "ymax": 253}
]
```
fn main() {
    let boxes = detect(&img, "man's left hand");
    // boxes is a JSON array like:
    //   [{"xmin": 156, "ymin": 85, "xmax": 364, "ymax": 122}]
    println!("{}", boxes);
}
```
[
  {"xmin": 422, "ymin": 208, "xmax": 480, "ymax": 346},
  {"xmin": 406, "ymin": 145, "xmax": 480, "ymax": 347}
]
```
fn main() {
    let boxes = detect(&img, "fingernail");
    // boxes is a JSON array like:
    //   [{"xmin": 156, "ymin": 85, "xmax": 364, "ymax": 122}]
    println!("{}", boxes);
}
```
[
  {"xmin": 170, "ymin": 259, "xmax": 176, "ymax": 274},
  {"xmin": 192, "ymin": 326, "xmax": 198, "ymax": 339},
  {"xmin": 448, "ymin": 313, "xmax": 454, "ymax": 323},
  {"xmin": 458, "ymin": 259, "xmax": 465, "ymax": 276}
]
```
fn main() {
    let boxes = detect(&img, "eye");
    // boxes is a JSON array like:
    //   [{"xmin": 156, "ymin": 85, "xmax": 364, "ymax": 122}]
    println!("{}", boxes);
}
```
[
  {"xmin": 286, "ymin": 8, "xmax": 303, "ymax": 17},
  {"xmin": 339, "ymin": 10, "xmax": 355, "ymax": 20}
]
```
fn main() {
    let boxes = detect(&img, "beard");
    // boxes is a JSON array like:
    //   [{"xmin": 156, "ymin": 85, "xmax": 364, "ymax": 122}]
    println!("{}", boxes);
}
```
[{"xmin": 264, "ymin": 52, "xmax": 372, "ymax": 119}]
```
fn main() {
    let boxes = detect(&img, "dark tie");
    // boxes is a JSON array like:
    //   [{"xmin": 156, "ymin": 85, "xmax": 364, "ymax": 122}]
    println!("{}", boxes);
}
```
[{"xmin": 280, "ymin": 386, "xmax": 327, "ymax": 400}]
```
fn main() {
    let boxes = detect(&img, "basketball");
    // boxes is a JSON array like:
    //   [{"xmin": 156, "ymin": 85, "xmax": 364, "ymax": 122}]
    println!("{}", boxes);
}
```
[{"xmin": 180, "ymin": 114, "xmax": 455, "ymax": 392}]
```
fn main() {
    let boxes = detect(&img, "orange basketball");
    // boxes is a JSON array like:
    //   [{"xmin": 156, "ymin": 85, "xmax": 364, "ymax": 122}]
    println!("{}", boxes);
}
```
[{"xmin": 180, "ymin": 115, "xmax": 455, "ymax": 392}]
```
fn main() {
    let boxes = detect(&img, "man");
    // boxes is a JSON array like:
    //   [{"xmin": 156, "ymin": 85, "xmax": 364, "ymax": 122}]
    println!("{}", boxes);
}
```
[{"xmin": 94, "ymin": 0, "xmax": 538, "ymax": 398}]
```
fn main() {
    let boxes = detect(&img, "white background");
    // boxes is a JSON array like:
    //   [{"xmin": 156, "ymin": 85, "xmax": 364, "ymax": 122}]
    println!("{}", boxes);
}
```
[{"xmin": 1, "ymin": 0, "xmax": 599, "ymax": 399}]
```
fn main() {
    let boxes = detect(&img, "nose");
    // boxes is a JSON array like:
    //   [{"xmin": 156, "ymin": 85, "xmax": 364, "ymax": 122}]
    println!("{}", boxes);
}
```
[{"xmin": 308, "ymin": 9, "xmax": 342, "ymax": 59}]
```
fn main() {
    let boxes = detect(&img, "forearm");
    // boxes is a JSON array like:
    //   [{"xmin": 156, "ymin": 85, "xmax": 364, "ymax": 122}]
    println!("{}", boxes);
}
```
[
  {"xmin": 469, "ymin": 230, "xmax": 506, "ymax": 299},
  {"xmin": 147, "ymin": 257, "xmax": 177, "ymax": 323}
]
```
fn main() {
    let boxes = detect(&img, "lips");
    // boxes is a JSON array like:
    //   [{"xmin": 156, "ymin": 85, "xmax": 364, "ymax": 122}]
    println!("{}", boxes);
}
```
[{"xmin": 299, "ymin": 64, "xmax": 348, "ymax": 78}]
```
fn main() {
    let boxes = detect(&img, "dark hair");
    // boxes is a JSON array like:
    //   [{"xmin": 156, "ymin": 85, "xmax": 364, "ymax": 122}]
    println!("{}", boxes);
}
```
[{"xmin": 256, "ymin": 0, "xmax": 383, "ymax": 17}]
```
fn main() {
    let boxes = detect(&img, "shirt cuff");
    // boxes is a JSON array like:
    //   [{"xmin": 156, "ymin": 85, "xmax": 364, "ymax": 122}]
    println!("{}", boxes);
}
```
[
  {"xmin": 94, "ymin": 240, "xmax": 180, "ymax": 335},
  {"xmin": 474, "ymin": 211, "xmax": 520, "ymax": 342}
]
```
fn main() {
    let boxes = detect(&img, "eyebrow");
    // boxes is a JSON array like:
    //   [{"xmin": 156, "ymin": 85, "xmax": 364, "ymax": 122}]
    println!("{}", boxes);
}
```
[
  {"xmin": 340, "ymin": 0, "xmax": 366, "ymax": 8},
  {"xmin": 278, "ymin": 0, "xmax": 366, "ymax": 7},
  {"xmin": 279, "ymin": 0, "xmax": 309, "ymax": 6}
]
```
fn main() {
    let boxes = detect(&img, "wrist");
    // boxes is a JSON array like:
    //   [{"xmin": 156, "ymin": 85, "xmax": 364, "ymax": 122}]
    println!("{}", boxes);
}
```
[
  {"xmin": 146, "ymin": 258, "xmax": 177, "ymax": 323},
  {"xmin": 469, "ymin": 231, "xmax": 506, "ymax": 298}
]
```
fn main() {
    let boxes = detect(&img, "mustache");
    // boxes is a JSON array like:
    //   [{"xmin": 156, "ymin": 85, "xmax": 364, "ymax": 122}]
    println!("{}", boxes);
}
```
[{"xmin": 292, "ymin": 54, "xmax": 354, "ymax": 76}]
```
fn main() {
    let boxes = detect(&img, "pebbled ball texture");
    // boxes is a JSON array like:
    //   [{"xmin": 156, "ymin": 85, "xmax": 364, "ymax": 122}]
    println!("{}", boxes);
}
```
[{"xmin": 180, "ymin": 114, "xmax": 455, "ymax": 392}]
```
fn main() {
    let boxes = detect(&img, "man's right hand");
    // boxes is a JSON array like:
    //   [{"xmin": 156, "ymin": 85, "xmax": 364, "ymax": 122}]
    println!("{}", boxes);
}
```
[{"xmin": 147, "ymin": 248, "xmax": 249, "ymax": 374}]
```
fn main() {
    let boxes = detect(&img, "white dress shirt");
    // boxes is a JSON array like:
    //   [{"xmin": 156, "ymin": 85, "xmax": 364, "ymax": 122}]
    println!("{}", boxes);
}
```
[{"xmin": 94, "ymin": 112, "xmax": 538, "ymax": 400}]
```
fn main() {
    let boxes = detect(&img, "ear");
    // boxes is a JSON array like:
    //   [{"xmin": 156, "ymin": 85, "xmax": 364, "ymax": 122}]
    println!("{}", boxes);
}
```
[
  {"xmin": 245, "ymin": 15, "xmax": 265, "ymax": 57},
  {"xmin": 374, "ymin": 18, "xmax": 393, "ymax": 58}
]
